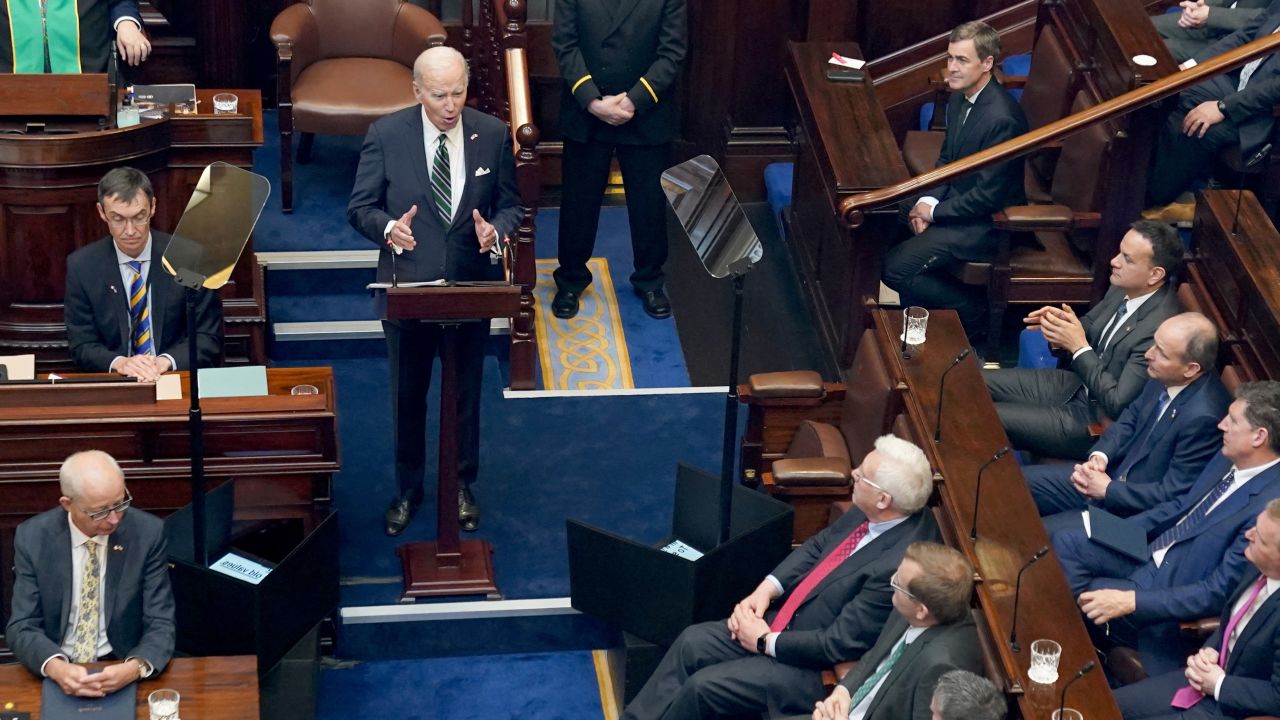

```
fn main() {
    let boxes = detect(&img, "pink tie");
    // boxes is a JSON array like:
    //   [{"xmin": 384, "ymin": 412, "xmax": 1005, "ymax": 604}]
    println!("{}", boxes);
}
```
[
  {"xmin": 769, "ymin": 521, "xmax": 869, "ymax": 632},
  {"xmin": 1171, "ymin": 576, "xmax": 1268, "ymax": 709}
]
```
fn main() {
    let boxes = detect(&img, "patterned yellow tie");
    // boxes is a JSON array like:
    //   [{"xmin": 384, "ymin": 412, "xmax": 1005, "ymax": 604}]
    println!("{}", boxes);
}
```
[{"xmin": 70, "ymin": 539, "xmax": 101, "ymax": 663}]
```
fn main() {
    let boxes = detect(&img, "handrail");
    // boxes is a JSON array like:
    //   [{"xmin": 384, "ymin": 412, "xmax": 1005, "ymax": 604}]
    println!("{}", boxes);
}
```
[{"xmin": 839, "ymin": 31, "xmax": 1280, "ymax": 227}]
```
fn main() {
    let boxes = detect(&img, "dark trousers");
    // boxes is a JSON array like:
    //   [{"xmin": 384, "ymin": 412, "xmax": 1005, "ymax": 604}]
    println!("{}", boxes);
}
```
[
  {"xmin": 985, "ymin": 367, "xmax": 1097, "ymax": 460},
  {"xmin": 1147, "ymin": 77, "xmax": 1243, "ymax": 206},
  {"xmin": 622, "ymin": 621, "xmax": 824, "ymax": 720},
  {"xmin": 1023, "ymin": 463, "xmax": 1090, "ymax": 516},
  {"xmin": 383, "ymin": 318, "xmax": 489, "ymax": 502},
  {"xmin": 555, "ymin": 138, "xmax": 670, "ymax": 293},
  {"xmin": 1114, "ymin": 667, "xmax": 1231, "ymax": 719},
  {"xmin": 883, "ymin": 216, "xmax": 997, "ymax": 340}
]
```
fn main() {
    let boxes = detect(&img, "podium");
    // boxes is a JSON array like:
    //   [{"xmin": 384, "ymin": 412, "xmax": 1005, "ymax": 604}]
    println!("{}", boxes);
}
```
[{"xmin": 385, "ymin": 283, "xmax": 521, "ymax": 600}]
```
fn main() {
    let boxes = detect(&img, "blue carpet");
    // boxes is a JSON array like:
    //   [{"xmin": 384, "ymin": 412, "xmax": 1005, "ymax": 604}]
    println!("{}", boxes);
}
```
[{"xmin": 317, "ymin": 652, "xmax": 604, "ymax": 720}]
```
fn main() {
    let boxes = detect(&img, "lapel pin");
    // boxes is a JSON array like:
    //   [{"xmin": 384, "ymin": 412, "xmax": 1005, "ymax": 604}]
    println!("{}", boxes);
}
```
[
  {"xmin": 112, "ymin": 544, "xmax": 124, "ymax": 552},
  {"xmin": 470, "ymin": 133, "xmax": 478, "ymax": 140},
  {"xmin": 1170, "ymin": 409, "xmax": 1178, "ymax": 420}
]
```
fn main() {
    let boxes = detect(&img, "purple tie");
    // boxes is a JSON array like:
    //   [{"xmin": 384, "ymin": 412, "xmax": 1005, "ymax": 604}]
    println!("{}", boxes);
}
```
[{"xmin": 1170, "ymin": 575, "xmax": 1267, "ymax": 709}]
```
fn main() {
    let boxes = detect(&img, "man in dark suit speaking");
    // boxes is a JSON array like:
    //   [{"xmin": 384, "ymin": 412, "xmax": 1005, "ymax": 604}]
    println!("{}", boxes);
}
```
[
  {"xmin": 622, "ymin": 435, "xmax": 937, "ymax": 720},
  {"xmin": 348, "ymin": 46, "xmax": 522, "ymax": 536},
  {"xmin": 883, "ymin": 20, "xmax": 1028, "ymax": 343},
  {"xmin": 6, "ymin": 450, "xmax": 175, "ymax": 696},
  {"xmin": 64, "ymin": 167, "xmax": 223, "ymax": 382}
]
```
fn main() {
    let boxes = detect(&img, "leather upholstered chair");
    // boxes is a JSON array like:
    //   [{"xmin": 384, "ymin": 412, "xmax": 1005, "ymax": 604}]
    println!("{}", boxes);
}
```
[{"xmin": 271, "ymin": 0, "xmax": 446, "ymax": 213}]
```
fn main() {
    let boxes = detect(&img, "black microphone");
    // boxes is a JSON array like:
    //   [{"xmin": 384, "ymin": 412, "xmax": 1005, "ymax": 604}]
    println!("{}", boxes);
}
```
[
  {"xmin": 933, "ymin": 347, "xmax": 972, "ymax": 443},
  {"xmin": 386, "ymin": 239, "xmax": 399, "ymax": 288},
  {"xmin": 1058, "ymin": 661, "xmax": 1096, "ymax": 718},
  {"xmin": 1009, "ymin": 545, "xmax": 1050, "ymax": 652},
  {"xmin": 900, "ymin": 254, "xmax": 938, "ymax": 359},
  {"xmin": 1232, "ymin": 142, "xmax": 1271, "ymax": 236},
  {"xmin": 969, "ymin": 446, "xmax": 1011, "ymax": 541}
]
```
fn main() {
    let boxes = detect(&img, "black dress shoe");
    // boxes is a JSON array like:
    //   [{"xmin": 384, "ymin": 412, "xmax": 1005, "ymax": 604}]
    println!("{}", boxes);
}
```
[
  {"xmin": 551, "ymin": 289, "xmax": 581, "ymax": 319},
  {"xmin": 384, "ymin": 497, "xmax": 418, "ymax": 536},
  {"xmin": 458, "ymin": 487, "xmax": 480, "ymax": 532},
  {"xmin": 635, "ymin": 287, "xmax": 672, "ymax": 319}
]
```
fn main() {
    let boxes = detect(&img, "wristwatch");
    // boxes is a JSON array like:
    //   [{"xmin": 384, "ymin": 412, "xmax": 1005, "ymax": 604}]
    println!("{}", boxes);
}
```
[
  {"xmin": 756, "ymin": 633, "xmax": 768, "ymax": 654},
  {"xmin": 1218, "ymin": 100, "xmax": 1228, "ymax": 117}
]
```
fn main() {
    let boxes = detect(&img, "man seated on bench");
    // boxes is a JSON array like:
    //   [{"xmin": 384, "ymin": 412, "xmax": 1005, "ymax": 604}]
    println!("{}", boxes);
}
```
[{"xmin": 621, "ymin": 436, "xmax": 936, "ymax": 720}]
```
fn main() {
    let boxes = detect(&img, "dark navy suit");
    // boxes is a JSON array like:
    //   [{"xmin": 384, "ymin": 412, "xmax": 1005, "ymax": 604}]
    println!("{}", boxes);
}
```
[
  {"xmin": 1053, "ymin": 454, "xmax": 1280, "ymax": 674},
  {"xmin": 1026, "ymin": 374, "xmax": 1230, "ymax": 516},
  {"xmin": 1115, "ymin": 571, "xmax": 1280, "ymax": 719}
]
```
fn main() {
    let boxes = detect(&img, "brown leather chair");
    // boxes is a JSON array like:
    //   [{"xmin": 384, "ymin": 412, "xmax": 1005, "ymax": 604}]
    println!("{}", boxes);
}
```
[{"xmin": 271, "ymin": 0, "xmax": 446, "ymax": 213}]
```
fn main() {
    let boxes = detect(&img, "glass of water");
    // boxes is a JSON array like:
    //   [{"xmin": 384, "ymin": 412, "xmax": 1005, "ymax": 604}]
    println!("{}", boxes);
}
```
[
  {"xmin": 148, "ymin": 688, "xmax": 180, "ymax": 720},
  {"xmin": 1028, "ymin": 639, "xmax": 1062, "ymax": 684}
]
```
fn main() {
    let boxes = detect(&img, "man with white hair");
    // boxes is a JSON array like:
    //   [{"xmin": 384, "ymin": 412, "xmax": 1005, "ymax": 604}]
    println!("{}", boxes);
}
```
[
  {"xmin": 6, "ymin": 450, "xmax": 175, "ymax": 696},
  {"xmin": 348, "ymin": 46, "xmax": 522, "ymax": 536},
  {"xmin": 623, "ymin": 435, "xmax": 939, "ymax": 720}
]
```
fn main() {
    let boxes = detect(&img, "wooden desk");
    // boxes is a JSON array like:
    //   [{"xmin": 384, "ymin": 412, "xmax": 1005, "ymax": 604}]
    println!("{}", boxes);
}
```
[
  {"xmin": 0, "ymin": 655, "xmax": 259, "ymax": 719},
  {"xmin": 0, "ymin": 366, "xmax": 339, "ymax": 630},
  {"xmin": 0, "ymin": 88, "xmax": 266, "ymax": 371},
  {"xmin": 785, "ymin": 40, "xmax": 910, "ymax": 373},
  {"xmin": 870, "ymin": 308, "xmax": 1119, "ymax": 719}
]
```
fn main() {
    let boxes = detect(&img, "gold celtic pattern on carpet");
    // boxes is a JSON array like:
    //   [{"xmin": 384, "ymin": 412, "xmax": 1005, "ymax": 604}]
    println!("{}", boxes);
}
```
[{"xmin": 533, "ymin": 258, "xmax": 635, "ymax": 390}]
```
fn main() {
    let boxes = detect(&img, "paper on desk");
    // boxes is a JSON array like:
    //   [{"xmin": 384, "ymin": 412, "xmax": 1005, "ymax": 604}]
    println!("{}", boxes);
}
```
[
  {"xmin": 829, "ymin": 53, "xmax": 866, "ymax": 69},
  {"xmin": 156, "ymin": 374, "xmax": 182, "ymax": 400},
  {"xmin": 367, "ymin": 280, "xmax": 450, "ymax": 289},
  {"xmin": 0, "ymin": 353, "xmax": 35, "ymax": 380},
  {"xmin": 197, "ymin": 365, "xmax": 269, "ymax": 399}
]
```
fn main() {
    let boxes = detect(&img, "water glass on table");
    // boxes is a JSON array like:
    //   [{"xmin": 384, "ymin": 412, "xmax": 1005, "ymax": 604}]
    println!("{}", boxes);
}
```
[
  {"xmin": 1028, "ymin": 638, "xmax": 1061, "ymax": 684},
  {"xmin": 149, "ymin": 688, "xmax": 180, "ymax": 720}
]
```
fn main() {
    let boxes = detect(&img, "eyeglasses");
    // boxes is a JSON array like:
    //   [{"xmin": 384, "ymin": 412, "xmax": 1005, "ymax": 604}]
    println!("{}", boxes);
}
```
[
  {"xmin": 890, "ymin": 572, "xmax": 919, "ymax": 602},
  {"xmin": 106, "ymin": 215, "xmax": 151, "ymax": 230},
  {"xmin": 853, "ymin": 468, "xmax": 889, "ymax": 494},
  {"xmin": 77, "ymin": 488, "xmax": 132, "ymax": 521}
]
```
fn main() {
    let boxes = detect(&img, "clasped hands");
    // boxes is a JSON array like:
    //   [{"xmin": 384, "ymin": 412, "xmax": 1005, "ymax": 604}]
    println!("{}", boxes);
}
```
[
  {"xmin": 386, "ymin": 205, "xmax": 505, "ymax": 255},
  {"xmin": 726, "ymin": 585, "xmax": 773, "ymax": 653},
  {"xmin": 588, "ymin": 93, "xmax": 636, "ymax": 126},
  {"xmin": 1177, "ymin": 0, "xmax": 1211, "ymax": 29},
  {"xmin": 1070, "ymin": 454, "xmax": 1112, "ymax": 500},
  {"xmin": 111, "ymin": 354, "xmax": 171, "ymax": 383},
  {"xmin": 907, "ymin": 201, "xmax": 934, "ymax": 235},
  {"xmin": 1024, "ymin": 304, "xmax": 1089, "ymax": 354},
  {"xmin": 46, "ymin": 657, "xmax": 141, "ymax": 697},
  {"xmin": 1184, "ymin": 646, "xmax": 1225, "ymax": 695}
]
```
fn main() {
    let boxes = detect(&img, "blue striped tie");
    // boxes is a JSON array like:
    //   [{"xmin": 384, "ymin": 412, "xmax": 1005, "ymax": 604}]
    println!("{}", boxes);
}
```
[
  {"xmin": 431, "ymin": 133, "xmax": 451, "ymax": 224},
  {"xmin": 1150, "ymin": 469, "xmax": 1236, "ymax": 553},
  {"xmin": 127, "ymin": 260, "xmax": 154, "ymax": 356}
]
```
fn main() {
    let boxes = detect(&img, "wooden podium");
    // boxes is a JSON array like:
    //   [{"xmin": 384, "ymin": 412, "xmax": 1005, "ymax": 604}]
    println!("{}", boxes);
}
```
[{"xmin": 385, "ymin": 284, "xmax": 520, "ymax": 600}]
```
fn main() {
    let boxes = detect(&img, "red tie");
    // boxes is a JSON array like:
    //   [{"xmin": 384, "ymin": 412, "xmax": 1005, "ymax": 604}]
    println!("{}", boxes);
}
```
[{"xmin": 770, "ymin": 521, "xmax": 870, "ymax": 632}]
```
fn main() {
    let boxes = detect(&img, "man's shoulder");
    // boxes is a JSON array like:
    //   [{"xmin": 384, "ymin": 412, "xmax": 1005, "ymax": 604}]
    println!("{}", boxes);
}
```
[
  {"xmin": 66, "ymin": 236, "xmax": 114, "ymax": 268},
  {"xmin": 463, "ymin": 107, "xmax": 508, "ymax": 137},
  {"xmin": 15, "ymin": 507, "xmax": 67, "ymax": 541},
  {"xmin": 369, "ymin": 106, "xmax": 420, "ymax": 134}
]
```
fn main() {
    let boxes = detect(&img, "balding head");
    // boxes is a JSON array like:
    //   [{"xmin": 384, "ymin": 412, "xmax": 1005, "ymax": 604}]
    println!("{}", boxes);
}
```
[
  {"xmin": 58, "ymin": 450, "xmax": 129, "ymax": 537},
  {"xmin": 1145, "ymin": 312, "xmax": 1218, "ymax": 387},
  {"xmin": 413, "ymin": 46, "xmax": 468, "ymax": 86}
]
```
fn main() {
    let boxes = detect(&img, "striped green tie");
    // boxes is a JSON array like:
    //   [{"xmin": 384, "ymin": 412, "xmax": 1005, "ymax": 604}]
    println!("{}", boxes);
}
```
[
  {"xmin": 431, "ymin": 133, "xmax": 451, "ymax": 223},
  {"xmin": 849, "ymin": 634, "xmax": 909, "ymax": 709}
]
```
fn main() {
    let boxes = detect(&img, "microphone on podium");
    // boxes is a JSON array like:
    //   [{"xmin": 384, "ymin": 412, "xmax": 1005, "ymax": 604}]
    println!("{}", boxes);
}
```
[
  {"xmin": 969, "ymin": 446, "xmax": 1011, "ymax": 541},
  {"xmin": 933, "ymin": 347, "xmax": 971, "ymax": 443},
  {"xmin": 1058, "ymin": 661, "xmax": 1097, "ymax": 718},
  {"xmin": 1009, "ymin": 545, "xmax": 1050, "ymax": 652},
  {"xmin": 1232, "ymin": 142, "xmax": 1272, "ymax": 236}
]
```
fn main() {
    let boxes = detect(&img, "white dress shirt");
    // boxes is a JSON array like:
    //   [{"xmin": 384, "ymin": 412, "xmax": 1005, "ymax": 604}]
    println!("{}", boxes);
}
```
[
  {"xmin": 1152, "ymin": 458, "xmax": 1280, "ymax": 567},
  {"xmin": 110, "ymin": 234, "xmax": 176, "ymax": 372},
  {"xmin": 1071, "ymin": 287, "xmax": 1159, "ymax": 361}
]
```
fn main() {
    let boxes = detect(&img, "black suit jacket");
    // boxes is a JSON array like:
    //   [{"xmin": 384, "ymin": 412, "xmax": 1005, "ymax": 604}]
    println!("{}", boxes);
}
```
[
  {"xmin": 1069, "ymin": 283, "xmax": 1183, "ymax": 421},
  {"xmin": 553, "ymin": 0, "xmax": 687, "ymax": 145},
  {"xmin": 1091, "ymin": 373, "xmax": 1231, "ymax": 515},
  {"xmin": 766, "ymin": 509, "xmax": 938, "ymax": 669},
  {"xmin": 0, "ymin": 0, "xmax": 140, "ymax": 73},
  {"xmin": 347, "ymin": 105, "xmax": 522, "ymax": 293},
  {"xmin": 5, "ymin": 506, "xmax": 176, "ymax": 676},
  {"xmin": 917, "ymin": 78, "xmax": 1028, "ymax": 227},
  {"xmin": 835, "ymin": 614, "xmax": 983, "ymax": 720},
  {"xmin": 1195, "ymin": 1, "xmax": 1280, "ymax": 158},
  {"xmin": 64, "ymin": 232, "xmax": 223, "ymax": 372}
]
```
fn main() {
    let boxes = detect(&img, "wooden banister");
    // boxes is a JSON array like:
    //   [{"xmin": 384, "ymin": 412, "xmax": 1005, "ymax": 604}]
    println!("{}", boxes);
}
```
[{"xmin": 839, "ymin": 31, "xmax": 1280, "ymax": 227}]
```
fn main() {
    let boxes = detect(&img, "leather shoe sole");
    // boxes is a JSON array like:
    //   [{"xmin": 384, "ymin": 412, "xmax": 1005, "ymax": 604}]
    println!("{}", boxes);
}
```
[
  {"xmin": 635, "ymin": 287, "xmax": 672, "ymax": 319},
  {"xmin": 459, "ymin": 488, "xmax": 480, "ymax": 532},
  {"xmin": 384, "ymin": 497, "xmax": 418, "ymax": 536},
  {"xmin": 551, "ymin": 289, "xmax": 581, "ymax": 319}
]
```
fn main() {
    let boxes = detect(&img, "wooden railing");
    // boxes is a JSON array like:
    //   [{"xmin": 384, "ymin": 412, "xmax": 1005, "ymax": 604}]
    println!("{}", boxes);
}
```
[
  {"xmin": 462, "ymin": 0, "xmax": 542, "ymax": 390},
  {"xmin": 839, "ymin": 31, "xmax": 1280, "ymax": 227}
]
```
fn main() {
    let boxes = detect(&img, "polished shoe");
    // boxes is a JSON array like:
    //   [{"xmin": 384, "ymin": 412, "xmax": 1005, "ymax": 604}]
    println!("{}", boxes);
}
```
[
  {"xmin": 552, "ymin": 288, "xmax": 581, "ymax": 319},
  {"xmin": 1141, "ymin": 191, "xmax": 1196, "ymax": 226},
  {"xmin": 459, "ymin": 487, "xmax": 480, "ymax": 532},
  {"xmin": 635, "ymin": 287, "xmax": 672, "ymax": 319},
  {"xmin": 384, "ymin": 496, "xmax": 418, "ymax": 536}
]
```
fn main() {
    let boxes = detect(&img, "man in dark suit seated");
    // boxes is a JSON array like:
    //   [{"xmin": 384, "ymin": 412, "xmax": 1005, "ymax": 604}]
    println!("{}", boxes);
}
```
[
  {"xmin": 982, "ymin": 220, "xmax": 1184, "ymax": 460},
  {"xmin": 883, "ymin": 20, "xmax": 1029, "ymax": 343},
  {"xmin": 64, "ymin": 166, "xmax": 223, "ymax": 383},
  {"xmin": 1153, "ymin": 0, "xmax": 1272, "ymax": 64},
  {"xmin": 929, "ymin": 669, "xmax": 1007, "ymax": 720},
  {"xmin": 1113, "ymin": 497, "xmax": 1280, "ymax": 719},
  {"xmin": 803, "ymin": 542, "xmax": 982, "ymax": 720},
  {"xmin": 1052, "ymin": 381, "xmax": 1280, "ymax": 675},
  {"xmin": 1146, "ymin": 0, "xmax": 1280, "ymax": 207},
  {"xmin": 5, "ymin": 450, "xmax": 175, "ymax": 696},
  {"xmin": 621, "ymin": 435, "xmax": 936, "ymax": 720},
  {"xmin": 347, "ymin": 46, "xmax": 522, "ymax": 536},
  {"xmin": 1024, "ymin": 312, "xmax": 1230, "ymax": 517}
]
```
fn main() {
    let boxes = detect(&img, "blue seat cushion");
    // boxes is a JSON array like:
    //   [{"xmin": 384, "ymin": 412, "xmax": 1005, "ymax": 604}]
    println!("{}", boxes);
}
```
[{"xmin": 1018, "ymin": 328, "xmax": 1056, "ymax": 369}]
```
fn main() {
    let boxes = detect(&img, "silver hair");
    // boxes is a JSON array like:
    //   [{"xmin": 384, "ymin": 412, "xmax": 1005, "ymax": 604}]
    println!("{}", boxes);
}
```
[
  {"xmin": 869, "ymin": 434, "xmax": 933, "ymax": 514},
  {"xmin": 932, "ymin": 670, "xmax": 1006, "ymax": 720},
  {"xmin": 59, "ymin": 450, "xmax": 123, "ymax": 499},
  {"xmin": 413, "ymin": 45, "xmax": 470, "ymax": 85}
]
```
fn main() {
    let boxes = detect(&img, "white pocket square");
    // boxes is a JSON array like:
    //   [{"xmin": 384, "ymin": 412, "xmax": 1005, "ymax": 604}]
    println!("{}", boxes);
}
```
[{"xmin": 475, "ymin": 167, "xmax": 491, "ymax": 177}]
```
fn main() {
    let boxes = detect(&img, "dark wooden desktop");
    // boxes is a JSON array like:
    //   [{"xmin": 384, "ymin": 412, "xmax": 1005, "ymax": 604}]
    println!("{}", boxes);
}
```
[
  {"xmin": 0, "ymin": 366, "xmax": 339, "ymax": 634},
  {"xmin": 0, "ymin": 655, "xmax": 259, "ymax": 719},
  {"xmin": 871, "ymin": 308, "xmax": 1120, "ymax": 719}
]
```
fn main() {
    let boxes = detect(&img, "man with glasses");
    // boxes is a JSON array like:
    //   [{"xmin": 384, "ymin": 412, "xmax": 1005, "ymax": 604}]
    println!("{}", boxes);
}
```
[
  {"xmin": 6, "ymin": 450, "xmax": 175, "ymax": 696},
  {"xmin": 64, "ymin": 166, "xmax": 223, "ymax": 382},
  {"xmin": 623, "ymin": 435, "xmax": 938, "ymax": 720}
]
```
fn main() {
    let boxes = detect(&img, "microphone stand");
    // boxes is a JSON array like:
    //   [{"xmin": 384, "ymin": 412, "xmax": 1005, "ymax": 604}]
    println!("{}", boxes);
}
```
[
  {"xmin": 1232, "ymin": 142, "xmax": 1272, "ymax": 236},
  {"xmin": 1009, "ymin": 545, "xmax": 1050, "ymax": 652},
  {"xmin": 933, "ymin": 348, "xmax": 971, "ymax": 443},
  {"xmin": 1058, "ymin": 661, "xmax": 1097, "ymax": 718},
  {"xmin": 969, "ymin": 446, "xmax": 1011, "ymax": 541}
]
